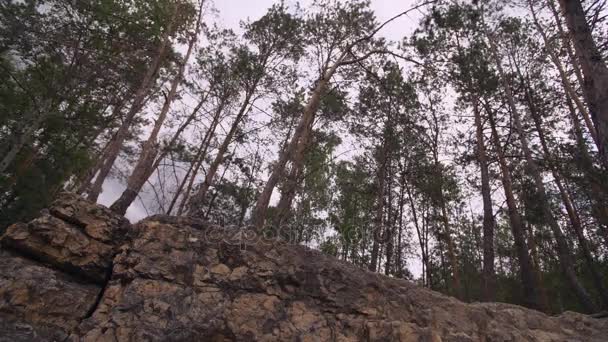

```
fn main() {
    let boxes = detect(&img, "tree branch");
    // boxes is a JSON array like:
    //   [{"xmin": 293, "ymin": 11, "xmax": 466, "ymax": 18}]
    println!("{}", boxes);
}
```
[{"xmin": 350, "ymin": 0, "xmax": 437, "ymax": 48}]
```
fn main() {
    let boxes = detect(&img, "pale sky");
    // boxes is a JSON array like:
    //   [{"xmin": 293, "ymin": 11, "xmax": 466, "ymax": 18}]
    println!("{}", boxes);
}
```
[
  {"xmin": 98, "ymin": 0, "xmax": 429, "ymax": 276},
  {"xmin": 213, "ymin": 0, "xmax": 422, "ymax": 41},
  {"xmin": 99, "ymin": 0, "xmax": 425, "ymax": 221}
]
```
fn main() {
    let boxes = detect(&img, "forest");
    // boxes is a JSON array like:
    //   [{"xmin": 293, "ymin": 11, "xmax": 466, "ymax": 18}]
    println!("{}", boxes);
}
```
[{"xmin": 1, "ymin": 0, "xmax": 607, "ymax": 315}]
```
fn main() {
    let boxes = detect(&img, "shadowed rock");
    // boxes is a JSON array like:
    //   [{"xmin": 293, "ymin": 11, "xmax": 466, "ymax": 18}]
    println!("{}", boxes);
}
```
[
  {"xmin": 0, "ymin": 193, "xmax": 607, "ymax": 341},
  {"xmin": 73, "ymin": 218, "xmax": 608, "ymax": 341},
  {"xmin": 0, "ymin": 250, "xmax": 100, "ymax": 341}
]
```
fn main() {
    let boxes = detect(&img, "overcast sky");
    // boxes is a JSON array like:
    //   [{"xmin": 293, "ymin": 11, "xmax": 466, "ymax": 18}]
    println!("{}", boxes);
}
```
[
  {"xmin": 97, "ymin": 0, "xmax": 428, "ymax": 277},
  {"xmin": 214, "ymin": 0, "xmax": 421, "ymax": 41},
  {"xmin": 99, "ymin": 0, "xmax": 425, "ymax": 221}
]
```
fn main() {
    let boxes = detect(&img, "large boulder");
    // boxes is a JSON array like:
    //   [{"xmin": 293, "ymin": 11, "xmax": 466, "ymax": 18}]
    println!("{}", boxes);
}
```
[
  {"xmin": 0, "ymin": 250, "xmax": 100, "ymax": 341},
  {"xmin": 1, "ymin": 194, "xmax": 607, "ymax": 341},
  {"xmin": 72, "ymin": 218, "xmax": 608, "ymax": 341},
  {"xmin": 1, "ymin": 193, "xmax": 133, "ymax": 283},
  {"xmin": 0, "ymin": 193, "xmax": 131, "ymax": 340}
]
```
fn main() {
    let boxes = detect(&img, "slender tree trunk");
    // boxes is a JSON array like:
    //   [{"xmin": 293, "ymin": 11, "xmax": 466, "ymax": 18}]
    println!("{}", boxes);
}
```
[
  {"xmin": 75, "ymin": 128, "xmax": 116, "ymax": 195},
  {"xmin": 85, "ymin": 9, "xmax": 177, "ymax": 202},
  {"xmin": 425, "ymin": 92, "xmax": 461, "ymax": 297},
  {"xmin": 523, "ymin": 77, "xmax": 608, "ymax": 308},
  {"xmin": 484, "ymin": 100, "xmax": 545, "ymax": 311},
  {"xmin": 369, "ymin": 141, "xmax": 388, "ymax": 273},
  {"xmin": 272, "ymin": 164, "xmax": 302, "ymax": 226},
  {"xmin": 162, "ymin": 95, "xmax": 212, "ymax": 215},
  {"xmin": 558, "ymin": 0, "xmax": 608, "ymax": 164},
  {"xmin": 396, "ymin": 177, "xmax": 405, "ymax": 277},
  {"xmin": 405, "ymin": 180, "xmax": 431, "ymax": 287},
  {"xmin": 0, "ymin": 106, "xmax": 50, "ymax": 175},
  {"xmin": 111, "ymin": 3, "xmax": 203, "ymax": 215},
  {"xmin": 174, "ymin": 99, "xmax": 227, "ymax": 215},
  {"xmin": 491, "ymin": 30, "xmax": 597, "ymax": 311},
  {"xmin": 86, "ymin": 125, "xmax": 134, "ymax": 203},
  {"xmin": 203, "ymin": 143, "xmax": 238, "ymax": 220},
  {"xmin": 437, "ymin": 191, "xmax": 461, "ymax": 298},
  {"xmin": 384, "ymin": 160, "xmax": 395, "ymax": 276},
  {"xmin": 252, "ymin": 51, "xmax": 348, "ymax": 230},
  {"xmin": 166, "ymin": 152, "xmax": 198, "ymax": 215},
  {"xmin": 526, "ymin": 224, "xmax": 548, "ymax": 308},
  {"xmin": 529, "ymin": 0, "xmax": 599, "ymax": 149},
  {"xmin": 472, "ymin": 98, "xmax": 497, "ymax": 302},
  {"xmin": 186, "ymin": 90, "xmax": 256, "ymax": 215},
  {"xmin": 272, "ymin": 121, "xmax": 314, "ymax": 227}
]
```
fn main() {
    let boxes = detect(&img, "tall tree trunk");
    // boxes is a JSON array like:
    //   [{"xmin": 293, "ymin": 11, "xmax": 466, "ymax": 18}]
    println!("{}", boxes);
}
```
[
  {"xmin": 110, "ymin": 2, "xmax": 203, "ymax": 215},
  {"xmin": 161, "ymin": 95, "xmax": 211, "ymax": 215},
  {"xmin": 405, "ymin": 180, "xmax": 431, "ymax": 287},
  {"xmin": 425, "ymin": 91, "xmax": 461, "ymax": 298},
  {"xmin": 438, "ymin": 191, "xmax": 461, "ymax": 298},
  {"xmin": 272, "ymin": 121, "xmax": 314, "ymax": 227},
  {"xmin": 472, "ymin": 98, "xmax": 497, "ymax": 302},
  {"xmin": 186, "ymin": 89, "xmax": 256, "ymax": 215},
  {"xmin": 522, "ymin": 76, "xmax": 608, "ymax": 308},
  {"xmin": 395, "ymin": 176, "xmax": 406, "ymax": 277},
  {"xmin": 251, "ymin": 50, "xmax": 350, "ymax": 230},
  {"xmin": 174, "ymin": 99, "xmax": 227, "ymax": 216},
  {"xmin": 484, "ymin": 100, "xmax": 545, "ymax": 311},
  {"xmin": 526, "ymin": 223, "xmax": 548, "ymax": 308},
  {"xmin": 85, "ymin": 8, "xmax": 177, "ymax": 202},
  {"xmin": 75, "ymin": 126, "xmax": 117, "ymax": 195},
  {"xmin": 384, "ymin": 159, "xmax": 395, "ymax": 276},
  {"xmin": 490, "ymin": 29, "xmax": 597, "ymax": 311},
  {"xmin": 558, "ymin": 0, "xmax": 608, "ymax": 163},
  {"xmin": 0, "ymin": 105, "xmax": 50, "ymax": 175},
  {"xmin": 369, "ymin": 142, "xmax": 388, "ymax": 273},
  {"xmin": 151, "ymin": 91, "xmax": 210, "ymax": 175},
  {"xmin": 529, "ymin": 0, "xmax": 599, "ymax": 148}
]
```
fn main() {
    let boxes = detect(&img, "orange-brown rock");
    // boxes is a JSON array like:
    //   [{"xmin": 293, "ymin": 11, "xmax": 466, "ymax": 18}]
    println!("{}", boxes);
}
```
[
  {"xmin": 0, "ymin": 250, "xmax": 100, "ymax": 341},
  {"xmin": 72, "ymin": 218, "xmax": 608, "ymax": 341},
  {"xmin": 1, "ymin": 193, "xmax": 133, "ymax": 283},
  {"xmin": 1, "ymin": 194, "xmax": 607, "ymax": 341}
]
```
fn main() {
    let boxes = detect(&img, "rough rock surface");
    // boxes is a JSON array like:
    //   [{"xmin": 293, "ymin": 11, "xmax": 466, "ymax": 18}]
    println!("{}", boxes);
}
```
[
  {"xmin": 0, "ymin": 250, "xmax": 100, "ymax": 341},
  {"xmin": 1, "ymin": 193, "xmax": 607, "ymax": 341},
  {"xmin": 1, "ymin": 193, "xmax": 132, "ymax": 283},
  {"xmin": 0, "ymin": 193, "xmax": 127, "ymax": 340}
]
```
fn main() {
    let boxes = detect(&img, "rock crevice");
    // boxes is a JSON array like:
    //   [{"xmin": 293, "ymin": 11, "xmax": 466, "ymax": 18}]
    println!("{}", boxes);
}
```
[{"xmin": 0, "ymin": 193, "xmax": 606, "ymax": 341}]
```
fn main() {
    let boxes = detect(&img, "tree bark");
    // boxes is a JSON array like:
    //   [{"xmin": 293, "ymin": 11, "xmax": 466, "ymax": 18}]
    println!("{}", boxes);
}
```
[
  {"xmin": 484, "ymin": 99, "xmax": 545, "ymax": 311},
  {"xmin": 186, "ymin": 89, "xmax": 256, "ymax": 215},
  {"xmin": 85, "ymin": 8, "xmax": 177, "ymax": 202},
  {"xmin": 272, "ymin": 121, "xmax": 314, "ymax": 228},
  {"xmin": 174, "ymin": 99, "xmax": 227, "ymax": 216},
  {"xmin": 111, "ymin": 2, "xmax": 203, "ymax": 215},
  {"xmin": 522, "ymin": 75, "xmax": 608, "ymax": 308},
  {"xmin": 369, "ymin": 143, "xmax": 388, "ymax": 273},
  {"xmin": 384, "ymin": 161, "xmax": 395, "ymax": 276},
  {"xmin": 472, "ymin": 98, "xmax": 497, "ymax": 302},
  {"xmin": 405, "ymin": 180, "xmax": 431, "ymax": 287},
  {"xmin": 395, "ymin": 175, "xmax": 406, "ymax": 277},
  {"xmin": 558, "ymin": 0, "xmax": 608, "ymax": 164},
  {"xmin": 529, "ymin": 0, "xmax": 599, "ymax": 148},
  {"xmin": 251, "ymin": 54, "xmax": 346, "ymax": 230},
  {"xmin": 491, "ymin": 29, "xmax": 598, "ymax": 311}
]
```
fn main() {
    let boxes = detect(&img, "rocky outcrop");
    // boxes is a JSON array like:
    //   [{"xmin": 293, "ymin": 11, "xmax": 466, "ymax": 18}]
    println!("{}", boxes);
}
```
[
  {"xmin": 0, "ymin": 193, "xmax": 132, "ymax": 341},
  {"xmin": 0, "ymin": 250, "xmax": 100, "ymax": 341},
  {"xmin": 1, "ymin": 192, "xmax": 132, "ymax": 283},
  {"xmin": 0, "ymin": 193, "xmax": 607, "ymax": 341}
]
